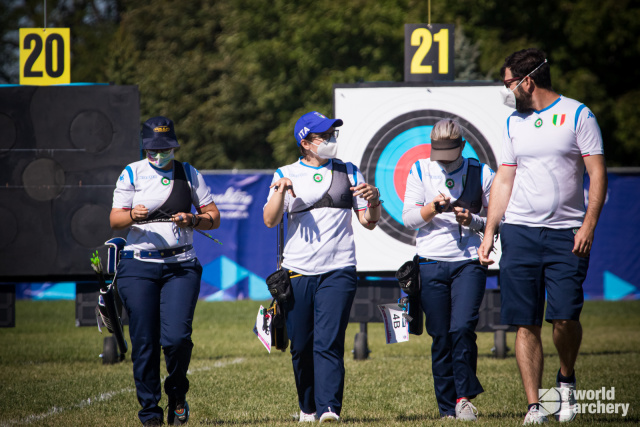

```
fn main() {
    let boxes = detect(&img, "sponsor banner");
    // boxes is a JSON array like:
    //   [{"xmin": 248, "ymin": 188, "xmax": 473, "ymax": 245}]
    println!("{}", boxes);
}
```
[{"xmin": 195, "ymin": 172, "xmax": 276, "ymax": 301}]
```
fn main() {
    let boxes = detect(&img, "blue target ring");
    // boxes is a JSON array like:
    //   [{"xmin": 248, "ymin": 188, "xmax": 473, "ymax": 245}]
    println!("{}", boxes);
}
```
[
  {"xmin": 376, "ymin": 126, "xmax": 431, "ymax": 224},
  {"xmin": 377, "ymin": 126, "xmax": 480, "ymax": 224},
  {"xmin": 360, "ymin": 110, "xmax": 496, "ymax": 245}
]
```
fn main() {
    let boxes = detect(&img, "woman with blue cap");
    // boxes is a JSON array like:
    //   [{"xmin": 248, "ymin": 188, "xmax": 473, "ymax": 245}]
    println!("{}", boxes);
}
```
[
  {"xmin": 110, "ymin": 116, "xmax": 220, "ymax": 426},
  {"xmin": 263, "ymin": 111, "xmax": 381, "ymax": 423}
]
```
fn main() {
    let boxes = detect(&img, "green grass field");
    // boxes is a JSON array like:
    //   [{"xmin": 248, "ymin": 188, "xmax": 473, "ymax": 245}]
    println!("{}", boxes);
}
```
[{"xmin": 0, "ymin": 300, "xmax": 638, "ymax": 426}]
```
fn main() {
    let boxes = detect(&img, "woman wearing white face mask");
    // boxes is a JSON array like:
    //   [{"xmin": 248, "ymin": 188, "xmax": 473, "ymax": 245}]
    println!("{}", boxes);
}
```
[
  {"xmin": 110, "ymin": 116, "xmax": 220, "ymax": 427},
  {"xmin": 263, "ymin": 111, "xmax": 381, "ymax": 423}
]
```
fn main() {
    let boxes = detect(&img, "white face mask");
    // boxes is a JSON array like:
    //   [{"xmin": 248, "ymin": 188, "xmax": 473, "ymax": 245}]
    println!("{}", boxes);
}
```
[
  {"xmin": 500, "ymin": 59, "xmax": 548, "ymax": 109},
  {"xmin": 312, "ymin": 136, "xmax": 338, "ymax": 159},
  {"xmin": 500, "ymin": 81, "xmax": 525, "ymax": 109},
  {"xmin": 147, "ymin": 149, "xmax": 175, "ymax": 168}
]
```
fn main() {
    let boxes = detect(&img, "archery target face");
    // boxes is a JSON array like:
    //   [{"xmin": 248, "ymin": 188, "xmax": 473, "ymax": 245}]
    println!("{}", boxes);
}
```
[{"xmin": 334, "ymin": 84, "xmax": 513, "ymax": 272}]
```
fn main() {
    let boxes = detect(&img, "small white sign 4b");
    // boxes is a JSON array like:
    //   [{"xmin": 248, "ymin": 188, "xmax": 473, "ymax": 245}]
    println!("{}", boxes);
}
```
[{"xmin": 377, "ymin": 303, "xmax": 409, "ymax": 344}]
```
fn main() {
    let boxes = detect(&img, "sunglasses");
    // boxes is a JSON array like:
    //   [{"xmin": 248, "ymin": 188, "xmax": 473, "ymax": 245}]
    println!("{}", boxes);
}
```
[
  {"xmin": 503, "ymin": 77, "xmax": 523, "ymax": 88},
  {"xmin": 310, "ymin": 130, "xmax": 339, "ymax": 140}
]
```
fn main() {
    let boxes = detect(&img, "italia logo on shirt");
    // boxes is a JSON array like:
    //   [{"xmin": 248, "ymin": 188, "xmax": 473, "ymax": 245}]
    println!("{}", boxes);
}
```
[
  {"xmin": 313, "ymin": 173, "xmax": 323, "ymax": 183},
  {"xmin": 161, "ymin": 177, "xmax": 170, "ymax": 185},
  {"xmin": 445, "ymin": 178, "xmax": 455, "ymax": 188},
  {"xmin": 552, "ymin": 114, "xmax": 566, "ymax": 126},
  {"xmin": 535, "ymin": 118, "xmax": 543, "ymax": 127}
]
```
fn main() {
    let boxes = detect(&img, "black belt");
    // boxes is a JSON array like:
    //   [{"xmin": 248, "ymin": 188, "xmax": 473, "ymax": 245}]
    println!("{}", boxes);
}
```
[{"xmin": 120, "ymin": 244, "xmax": 193, "ymax": 259}]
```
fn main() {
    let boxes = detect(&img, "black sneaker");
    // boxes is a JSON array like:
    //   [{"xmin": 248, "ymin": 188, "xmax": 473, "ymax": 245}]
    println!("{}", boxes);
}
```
[
  {"xmin": 143, "ymin": 417, "xmax": 163, "ymax": 427},
  {"xmin": 167, "ymin": 399, "xmax": 190, "ymax": 425}
]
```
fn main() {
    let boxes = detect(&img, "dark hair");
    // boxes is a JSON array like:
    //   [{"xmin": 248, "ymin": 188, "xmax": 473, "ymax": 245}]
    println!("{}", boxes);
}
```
[
  {"xmin": 299, "ymin": 140, "xmax": 311, "ymax": 157},
  {"xmin": 500, "ymin": 48, "xmax": 552, "ymax": 90}
]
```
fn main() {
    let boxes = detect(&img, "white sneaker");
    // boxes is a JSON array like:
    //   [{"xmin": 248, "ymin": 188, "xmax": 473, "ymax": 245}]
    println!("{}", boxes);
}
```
[
  {"xmin": 556, "ymin": 382, "xmax": 577, "ymax": 422},
  {"xmin": 523, "ymin": 406, "xmax": 549, "ymax": 425},
  {"xmin": 319, "ymin": 408, "xmax": 340, "ymax": 423},
  {"xmin": 455, "ymin": 398, "xmax": 478, "ymax": 421},
  {"xmin": 299, "ymin": 410, "xmax": 317, "ymax": 422}
]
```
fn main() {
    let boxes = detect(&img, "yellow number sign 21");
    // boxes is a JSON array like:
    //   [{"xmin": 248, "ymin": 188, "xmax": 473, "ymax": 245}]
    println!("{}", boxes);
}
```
[
  {"xmin": 404, "ymin": 24, "xmax": 454, "ymax": 82},
  {"xmin": 20, "ymin": 28, "xmax": 71, "ymax": 85}
]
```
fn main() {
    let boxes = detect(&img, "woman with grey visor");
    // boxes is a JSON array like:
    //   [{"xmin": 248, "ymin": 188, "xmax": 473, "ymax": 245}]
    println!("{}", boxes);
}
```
[{"xmin": 402, "ymin": 118, "xmax": 495, "ymax": 421}]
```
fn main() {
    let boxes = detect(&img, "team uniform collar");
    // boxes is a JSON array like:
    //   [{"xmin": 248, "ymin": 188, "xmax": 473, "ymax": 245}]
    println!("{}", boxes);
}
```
[
  {"xmin": 535, "ymin": 94, "xmax": 563, "ymax": 114},
  {"xmin": 298, "ymin": 157, "xmax": 331, "ymax": 170}
]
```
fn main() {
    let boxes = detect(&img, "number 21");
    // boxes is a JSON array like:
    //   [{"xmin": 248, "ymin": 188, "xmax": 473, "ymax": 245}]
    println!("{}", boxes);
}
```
[{"xmin": 410, "ymin": 28, "xmax": 449, "ymax": 75}]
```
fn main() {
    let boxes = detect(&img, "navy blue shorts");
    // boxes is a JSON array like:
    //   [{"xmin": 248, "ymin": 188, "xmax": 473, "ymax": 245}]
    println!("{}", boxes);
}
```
[{"xmin": 499, "ymin": 224, "xmax": 589, "ymax": 326}]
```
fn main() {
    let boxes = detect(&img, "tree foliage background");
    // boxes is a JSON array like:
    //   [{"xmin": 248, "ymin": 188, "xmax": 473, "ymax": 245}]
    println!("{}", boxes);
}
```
[{"xmin": 2, "ymin": 0, "xmax": 638, "ymax": 168}]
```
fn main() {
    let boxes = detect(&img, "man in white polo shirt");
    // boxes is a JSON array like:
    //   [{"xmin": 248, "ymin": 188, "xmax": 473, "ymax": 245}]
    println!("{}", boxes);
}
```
[{"xmin": 478, "ymin": 48, "xmax": 607, "ymax": 425}]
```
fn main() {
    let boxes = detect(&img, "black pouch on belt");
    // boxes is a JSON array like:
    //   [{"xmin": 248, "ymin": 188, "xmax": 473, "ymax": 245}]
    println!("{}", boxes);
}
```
[
  {"xmin": 395, "ymin": 254, "xmax": 421, "ymax": 297},
  {"xmin": 266, "ymin": 267, "xmax": 293, "ymax": 304},
  {"xmin": 266, "ymin": 300, "xmax": 289, "ymax": 351}
]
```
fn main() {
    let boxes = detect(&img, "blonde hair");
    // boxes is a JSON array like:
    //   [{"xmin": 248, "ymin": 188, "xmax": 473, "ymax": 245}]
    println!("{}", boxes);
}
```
[{"xmin": 430, "ymin": 119, "xmax": 462, "ymax": 141}]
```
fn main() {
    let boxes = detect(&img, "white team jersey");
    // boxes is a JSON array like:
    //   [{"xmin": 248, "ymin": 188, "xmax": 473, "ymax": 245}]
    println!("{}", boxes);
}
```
[
  {"xmin": 265, "ymin": 158, "xmax": 367, "ymax": 275},
  {"xmin": 402, "ymin": 158, "xmax": 494, "ymax": 261},
  {"xmin": 112, "ymin": 159, "xmax": 214, "ymax": 263},
  {"xmin": 501, "ymin": 95, "xmax": 604, "ymax": 228}
]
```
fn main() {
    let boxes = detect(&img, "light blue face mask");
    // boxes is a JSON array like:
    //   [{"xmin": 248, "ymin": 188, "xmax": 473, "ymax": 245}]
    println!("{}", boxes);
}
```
[{"xmin": 147, "ymin": 149, "xmax": 175, "ymax": 168}]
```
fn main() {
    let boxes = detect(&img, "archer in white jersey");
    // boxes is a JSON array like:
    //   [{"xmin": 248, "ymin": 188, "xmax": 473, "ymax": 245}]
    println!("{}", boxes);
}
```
[
  {"xmin": 401, "ymin": 119, "xmax": 494, "ymax": 420},
  {"xmin": 480, "ymin": 49, "xmax": 607, "ymax": 425},
  {"xmin": 112, "ymin": 158, "xmax": 214, "ymax": 263},
  {"xmin": 109, "ymin": 116, "xmax": 220, "ymax": 425},
  {"xmin": 263, "ymin": 111, "xmax": 380, "ymax": 422},
  {"xmin": 501, "ymin": 95, "xmax": 604, "ymax": 229},
  {"xmin": 403, "ymin": 157, "xmax": 494, "ymax": 261},
  {"xmin": 266, "ymin": 158, "xmax": 367, "ymax": 275}
]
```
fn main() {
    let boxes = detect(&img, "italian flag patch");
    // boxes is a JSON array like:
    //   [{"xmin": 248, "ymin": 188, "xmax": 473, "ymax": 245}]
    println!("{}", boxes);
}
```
[{"xmin": 552, "ymin": 114, "xmax": 566, "ymax": 126}]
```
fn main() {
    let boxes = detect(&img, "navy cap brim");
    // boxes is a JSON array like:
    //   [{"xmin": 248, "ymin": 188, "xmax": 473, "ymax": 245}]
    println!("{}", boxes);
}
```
[{"xmin": 142, "ymin": 136, "xmax": 180, "ymax": 150}]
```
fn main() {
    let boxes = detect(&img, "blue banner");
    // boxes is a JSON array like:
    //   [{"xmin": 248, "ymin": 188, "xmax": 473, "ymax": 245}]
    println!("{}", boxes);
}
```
[
  {"xmin": 10, "ymin": 171, "xmax": 640, "ymax": 301},
  {"xmin": 583, "ymin": 172, "xmax": 640, "ymax": 300},
  {"xmin": 194, "ymin": 172, "xmax": 276, "ymax": 301}
]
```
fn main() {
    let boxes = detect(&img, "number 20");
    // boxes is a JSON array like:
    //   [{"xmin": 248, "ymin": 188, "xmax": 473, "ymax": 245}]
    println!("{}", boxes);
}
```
[
  {"xmin": 410, "ymin": 28, "xmax": 449, "ymax": 75},
  {"xmin": 23, "ymin": 33, "xmax": 65, "ymax": 78}
]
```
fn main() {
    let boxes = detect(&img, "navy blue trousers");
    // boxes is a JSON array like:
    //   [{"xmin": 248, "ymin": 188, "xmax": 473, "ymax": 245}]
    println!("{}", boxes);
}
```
[
  {"xmin": 283, "ymin": 266, "xmax": 357, "ymax": 417},
  {"xmin": 419, "ymin": 259, "xmax": 486, "ymax": 416},
  {"xmin": 117, "ymin": 258, "xmax": 202, "ymax": 424}
]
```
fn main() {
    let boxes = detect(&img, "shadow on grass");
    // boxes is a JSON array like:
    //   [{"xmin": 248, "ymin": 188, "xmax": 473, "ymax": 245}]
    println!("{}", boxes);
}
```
[
  {"xmin": 393, "ymin": 413, "xmax": 446, "ymax": 422},
  {"xmin": 575, "ymin": 349, "xmax": 639, "ymax": 356}
]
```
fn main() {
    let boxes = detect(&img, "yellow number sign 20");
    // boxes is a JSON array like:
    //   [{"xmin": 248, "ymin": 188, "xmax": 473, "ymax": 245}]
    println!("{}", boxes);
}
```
[{"xmin": 20, "ymin": 28, "xmax": 71, "ymax": 86}]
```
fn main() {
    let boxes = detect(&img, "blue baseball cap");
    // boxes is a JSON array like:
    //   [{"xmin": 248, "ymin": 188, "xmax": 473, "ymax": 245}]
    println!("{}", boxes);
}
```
[
  {"xmin": 294, "ymin": 111, "xmax": 343, "ymax": 145},
  {"xmin": 141, "ymin": 116, "xmax": 180, "ymax": 150}
]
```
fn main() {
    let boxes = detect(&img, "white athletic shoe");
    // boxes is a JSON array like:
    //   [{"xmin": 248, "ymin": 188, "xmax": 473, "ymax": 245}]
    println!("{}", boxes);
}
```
[
  {"xmin": 455, "ymin": 398, "xmax": 478, "ymax": 421},
  {"xmin": 319, "ymin": 408, "xmax": 340, "ymax": 423},
  {"xmin": 556, "ymin": 382, "xmax": 577, "ymax": 422},
  {"xmin": 523, "ymin": 406, "xmax": 549, "ymax": 425},
  {"xmin": 299, "ymin": 410, "xmax": 317, "ymax": 422}
]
